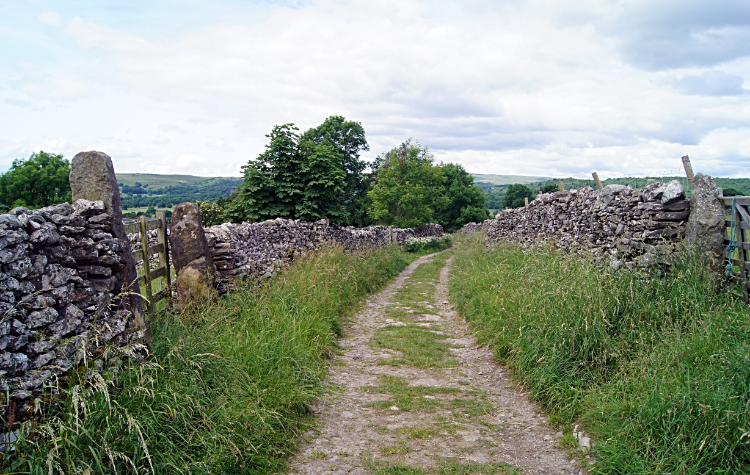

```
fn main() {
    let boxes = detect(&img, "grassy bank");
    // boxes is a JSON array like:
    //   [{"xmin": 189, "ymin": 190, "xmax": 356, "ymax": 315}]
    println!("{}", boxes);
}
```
[
  {"xmin": 4, "ymin": 246, "xmax": 411, "ymax": 474},
  {"xmin": 449, "ymin": 234, "xmax": 750, "ymax": 474}
]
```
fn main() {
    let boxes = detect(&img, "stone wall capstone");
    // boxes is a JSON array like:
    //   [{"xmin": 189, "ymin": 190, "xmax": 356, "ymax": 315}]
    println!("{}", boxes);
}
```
[{"xmin": 461, "ymin": 181, "xmax": 691, "ymax": 266}]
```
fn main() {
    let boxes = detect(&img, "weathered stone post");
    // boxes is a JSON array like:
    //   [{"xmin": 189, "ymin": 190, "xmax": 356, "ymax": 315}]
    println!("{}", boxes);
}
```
[
  {"xmin": 169, "ymin": 202, "xmax": 216, "ymax": 302},
  {"xmin": 686, "ymin": 173, "xmax": 726, "ymax": 276},
  {"xmin": 69, "ymin": 151, "xmax": 150, "ymax": 345}
]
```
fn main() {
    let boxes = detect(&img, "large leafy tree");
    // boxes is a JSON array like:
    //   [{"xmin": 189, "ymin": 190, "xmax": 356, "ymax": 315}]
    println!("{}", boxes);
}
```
[
  {"xmin": 435, "ymin": 163, "xmax": 490, "ymax": 232},
  {"xmin": 502, "ymin": 183, "xmax": 535, "ymax": 209},
  {"xmin": 368, "ymin": 140, "xmax": 448, "ymax": 228},
  {"xmin": 300, "ymin": 116, "xmax": 369, "ymax": 225},
  {"xmin": 224, "ymin": 124, "xmax": 345, "ymax": 223},
  {"xmin": 0, "ymin": 151, "xmax": 71, "ymax": 211}
]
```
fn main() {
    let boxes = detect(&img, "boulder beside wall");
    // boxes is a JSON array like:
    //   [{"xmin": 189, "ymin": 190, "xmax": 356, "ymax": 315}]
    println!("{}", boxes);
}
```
[{"xmin": 169, "ymin": 202, "xmax": 216, "ymax": 301}]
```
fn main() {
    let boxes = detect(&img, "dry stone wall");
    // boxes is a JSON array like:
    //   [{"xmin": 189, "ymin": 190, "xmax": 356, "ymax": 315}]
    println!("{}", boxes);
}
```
[
  {"xmin": 0, "ymin": 200, "xmax": 147, "ymax": 404},
  {"xmin": 205, "ymin": 218, "xmax": 443, "ymax": 280},
  {"xmin": 461, "ymin": 181, "xmax": 690, "ymax": 266},
  {"xmin": 458, "ymin": 220, "xmax": 493, "ymax": 235}
]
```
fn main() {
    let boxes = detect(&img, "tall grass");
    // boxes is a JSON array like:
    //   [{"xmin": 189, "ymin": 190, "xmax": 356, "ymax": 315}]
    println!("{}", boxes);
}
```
[
  {"xmin": 449, "ymin": 234, "xmax": 750, "ymax": 474},
  {"xmin": 3, "ymin": 245, "xmax": 409, "ymax": 474}
]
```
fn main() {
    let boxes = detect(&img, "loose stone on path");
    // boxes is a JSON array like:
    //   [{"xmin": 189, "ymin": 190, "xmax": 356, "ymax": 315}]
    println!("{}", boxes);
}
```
[{"xmin": 289, "ymin": 253, "xmax": 576, "ymax": 474}]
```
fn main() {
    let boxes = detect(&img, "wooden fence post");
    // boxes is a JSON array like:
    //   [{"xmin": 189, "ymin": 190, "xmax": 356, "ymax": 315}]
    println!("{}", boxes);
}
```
[
  {"xmin": 682, "ymin": 155, "xmax": 695, "ymax": 188},
  {"xmin": 139, "ymin": 215, "xmax": 153, "ymax": 313},
  {"xmin": 592, "ymin": 172, "xmax": 603, "ymax": 190},
  {"xmin": 558, "ymin": 180, "xmax": 564, "ymax": 191},
  {"xmin": 157, "ymin": 210, "xmax": 172, "ymax": 308},
  {"xmin": 524, "ymin": 197, "xmax": 529, "ymax": 207}
]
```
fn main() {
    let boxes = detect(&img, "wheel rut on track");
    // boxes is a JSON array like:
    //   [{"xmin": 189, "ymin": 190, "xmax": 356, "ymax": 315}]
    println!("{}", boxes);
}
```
[{"xmin": 289, "ymin": 252, "xmax": 576, "ymax": 475}]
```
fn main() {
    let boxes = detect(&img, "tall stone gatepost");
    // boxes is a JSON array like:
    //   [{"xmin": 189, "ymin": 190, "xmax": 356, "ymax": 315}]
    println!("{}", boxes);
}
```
[
  {"xmin": 169, "ymin": 202, "xmax": 217, "ymax": 302},
  {"xmin": 686, "ymin": 173, "xmax": 726, "ymax": 276},
  {"xmin": 69, "ymin": 151, "xmax": 150, "ymax": 345}
]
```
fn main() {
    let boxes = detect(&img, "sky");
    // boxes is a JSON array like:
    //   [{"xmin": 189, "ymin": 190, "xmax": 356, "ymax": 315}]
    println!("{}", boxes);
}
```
[{"xmin": 1, "ymin": 0, "xmax": 749, "ymax": 179}]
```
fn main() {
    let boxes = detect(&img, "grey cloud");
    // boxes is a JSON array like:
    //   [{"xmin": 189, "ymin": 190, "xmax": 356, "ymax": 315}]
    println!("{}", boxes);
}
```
[
  {"xmin": 541, "ymin": 0, "xmax": 750, "ymax": 71},
  {"xmin": 609, "ymin": 1, "xmax": 750, "ymax": 70},
  {"xmin": 158, "ymin": 123, "xmax": 188, "ymax": 134},
  {"xmin": 672, "ymin": 71, "xmax": 747, "ymax": 96}
]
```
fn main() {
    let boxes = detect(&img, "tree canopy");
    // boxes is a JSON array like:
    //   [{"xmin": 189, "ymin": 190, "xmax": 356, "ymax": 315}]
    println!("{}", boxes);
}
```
[
  {"xmin": 300, "ymin": 116, "xmax": 369, "ymax": 225},
  {"xmin": 224, "ymin": 124, "xmax": 345, "ymax": 223},
  {"xmin": 502, "ymin": 183, "xmax": 534, "ymax": 209},
  {"xmin": 367, "ymin": 140, "xmax": 448, "ymax": 228},
  {"xmin": 434, "ymin": 163, "xmax": 490, "ymax": 232},
  {"xmin": 0, "ymin": 151, "xmax": 71, "ymax": 211}
]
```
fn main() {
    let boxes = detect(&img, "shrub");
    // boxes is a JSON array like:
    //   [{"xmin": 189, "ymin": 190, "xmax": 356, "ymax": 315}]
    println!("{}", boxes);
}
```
[{"xmin": 404, "ymin": 235, "xmax": 452, "ymax": 253}]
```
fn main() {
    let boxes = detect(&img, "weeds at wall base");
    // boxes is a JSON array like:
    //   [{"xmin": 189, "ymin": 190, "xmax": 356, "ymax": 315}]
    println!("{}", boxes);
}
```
[{"xmin": 1, "ymin": 245, "xmax": 411, "ymax": 474}]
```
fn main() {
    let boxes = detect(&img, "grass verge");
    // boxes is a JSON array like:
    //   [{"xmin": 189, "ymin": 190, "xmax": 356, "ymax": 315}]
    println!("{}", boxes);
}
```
[
  {"xmin": 2, "ymin": 245, "xmax": 411, "ymax": 474},
  {"xmin": 449, "ymin": 233, "xmax": 750, "ymax": 474}
]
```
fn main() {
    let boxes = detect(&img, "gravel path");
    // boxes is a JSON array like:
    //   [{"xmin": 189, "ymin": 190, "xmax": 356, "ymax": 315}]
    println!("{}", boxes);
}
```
[{"xmin": 288, "ymin": 252, "xmax": 577, "ymax": 474}]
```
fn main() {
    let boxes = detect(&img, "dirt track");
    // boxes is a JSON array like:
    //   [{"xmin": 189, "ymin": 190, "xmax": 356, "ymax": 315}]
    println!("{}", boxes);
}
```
[{"xmin": 289, "ymin": 252, "xmax": 578, "ymax": 475}]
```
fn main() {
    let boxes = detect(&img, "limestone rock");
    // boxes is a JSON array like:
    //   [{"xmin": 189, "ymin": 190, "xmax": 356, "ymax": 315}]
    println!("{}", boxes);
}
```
[
  {"xmin": 170, "ymin": 203, "xmax": 217, "ymax": 301},
  {"xmin": 686, "ymin": 173, "xmax": 725, "ymax": 273},
  {"xmin": 660, "ymin": 180, "xmax": 685, "ymax": 204}
]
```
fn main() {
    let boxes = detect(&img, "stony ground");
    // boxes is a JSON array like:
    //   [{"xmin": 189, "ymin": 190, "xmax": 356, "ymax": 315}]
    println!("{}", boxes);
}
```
[{"xmin": 288, "ymin": 252, "xmax": 580, "ymax": 475}]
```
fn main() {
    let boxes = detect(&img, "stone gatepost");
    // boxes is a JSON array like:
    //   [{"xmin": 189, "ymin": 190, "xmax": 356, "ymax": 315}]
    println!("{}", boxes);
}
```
[
  {"xmin": 169, "ymin": 202, "xmax": 216, "ymax": 302},
  {"xmin": 686, "ymin": 173, "xmax": 726, "ymax": 276},
  {"xmin": 69, "ymin": 151, "xmax": 150, "ymax": 345}
]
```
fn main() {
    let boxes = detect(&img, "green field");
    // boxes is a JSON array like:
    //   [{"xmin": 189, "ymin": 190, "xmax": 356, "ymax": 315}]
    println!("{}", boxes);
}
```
[
  {"xmin": 470, "ymin": 174, "xmax": 551, "ymax": 185},
  {"xmin": 115, "ymin": 173, "xmax": 234, "ymax": 188}
]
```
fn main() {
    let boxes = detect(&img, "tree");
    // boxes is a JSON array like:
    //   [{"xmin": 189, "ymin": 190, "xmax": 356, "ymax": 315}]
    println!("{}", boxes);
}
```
[
  {"xmin": 539, "ymin": 182, "xmax": 559, "ymax": 194},
  {"xmin": 502, "ymin": 184, "xmax": 534, "ymax": 209},
  {"xmin": 197, "ymin": 200, "xmax": 225, "ymax": 226},
  {"xmin": 300, "ymin": 116, "xmax": 369, "ymax": 225},
  {"xmin": 368, "ymin": 140, "xmax": 448, "ymax": 228},
  {"xmin": 0, "ymin": 151, "xmax": 71, "ymax": 211},
  {"xmin": 434, "ymin": 163, "xmax": 490, "ymax": 232},
  {"xmin": 722, "ymin": 187, "xmax": 743, "ymax": 196},
  {"xmin": 224, "ymin": 124, "xmax": 345, "ymax": 223}
]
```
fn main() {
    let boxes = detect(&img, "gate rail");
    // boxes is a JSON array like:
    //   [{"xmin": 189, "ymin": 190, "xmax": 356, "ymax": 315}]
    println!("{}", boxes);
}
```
[
  {"xmin": 124, "ymin": 211, "xmax": 172, "ymax": 313},
  {"xmin": 723, "ymin": 196, "xmax": 750, "ymax": 306}
]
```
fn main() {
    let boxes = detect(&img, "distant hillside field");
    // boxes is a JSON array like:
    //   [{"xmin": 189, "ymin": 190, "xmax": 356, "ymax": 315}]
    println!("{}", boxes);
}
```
[
  {"xmin": 114, "ymin": 173, "xmax": 243, "ymax": 217},
  {"xmin": 470, "ymin": 174, "xmax": 551, "ymax": 185},
  {"xmin": 116, "ymin": 173, "xmax": 233, "ymax": 188}
]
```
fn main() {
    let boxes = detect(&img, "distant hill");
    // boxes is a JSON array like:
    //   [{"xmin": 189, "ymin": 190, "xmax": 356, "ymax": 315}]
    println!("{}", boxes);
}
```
[
  {"xmin": 471, "ymin": 174, "xmax": 551, "ymax": 186},
  {"xmin": 115, "ymin": 173, "xmax": 243, "ymax": 217},
  {"xmin": 116, "ymin": 173, "xmax": 234, "ymax": 188}
]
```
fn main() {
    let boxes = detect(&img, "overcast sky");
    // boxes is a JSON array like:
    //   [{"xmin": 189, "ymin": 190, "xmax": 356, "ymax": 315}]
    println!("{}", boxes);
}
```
[{"xmin": 1, "ymin": 0, "xmax": 749, "ymax": 179}]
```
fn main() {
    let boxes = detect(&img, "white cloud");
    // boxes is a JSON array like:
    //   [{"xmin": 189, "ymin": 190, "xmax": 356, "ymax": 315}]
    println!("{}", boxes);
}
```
[
  {"xmin": 22, "ymin": 76, "xmax": 91, "ymax": 101},
  {"xmin": 206, "ymin": 138, "xmax": 231, "ymax": 152},
  {"xmin": 38, "ymin": 12, "xmax": 61, "ymax": 26},
  {"xmin": 2, "ymin": 0, "xmax": 749, "ymax": 177},
  {"xmin": 158, "ymin": 124, "xmax": 188, "ymax": 134}
]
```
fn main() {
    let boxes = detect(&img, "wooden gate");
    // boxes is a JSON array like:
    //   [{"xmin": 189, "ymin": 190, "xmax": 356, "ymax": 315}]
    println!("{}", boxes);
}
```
[
  {"xmin": 124, "ymin": 211, "xmax": 172, "ymax": 313},
  {"xmin": 724, "ymin": 196, "xmax": 750, "ymax": 306}
]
